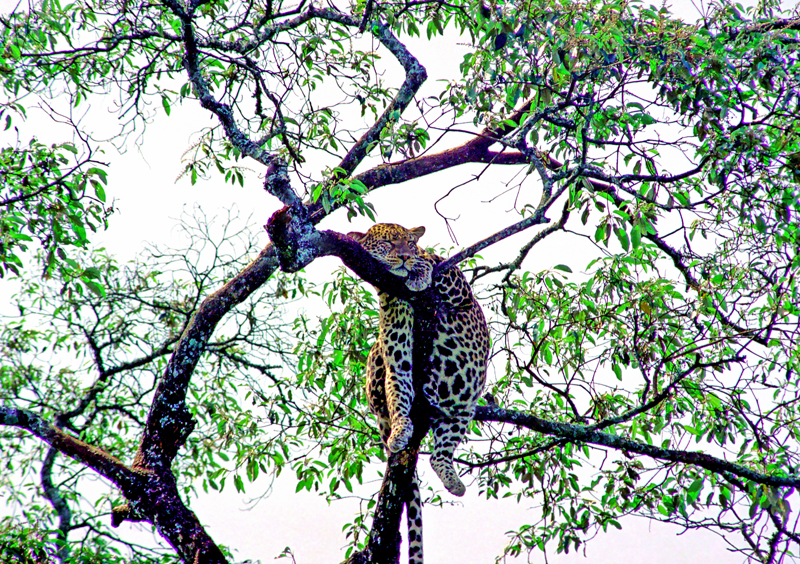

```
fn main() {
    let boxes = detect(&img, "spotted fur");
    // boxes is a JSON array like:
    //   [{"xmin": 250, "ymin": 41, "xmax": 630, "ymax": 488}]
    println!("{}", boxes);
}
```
[{"xmin": 348, "ymin": 223, "xmax": 490, "ymax": 563}]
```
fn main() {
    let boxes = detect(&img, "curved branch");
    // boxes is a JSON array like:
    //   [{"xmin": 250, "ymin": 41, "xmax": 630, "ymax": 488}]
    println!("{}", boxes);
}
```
[
  {"xmin": 320, "ymin": 13, "xmax": 428, "ymax": 177},
  {"xmin": 437, "ymin": 198, "xmax": 570, "ymax": 273},
  {"xmin": 471, "ymin": 200, "xmax": 572, "ymax": 281},
  {"xmin": 162, "ymin": 0, "xmax": 292, "ymax": 203}
]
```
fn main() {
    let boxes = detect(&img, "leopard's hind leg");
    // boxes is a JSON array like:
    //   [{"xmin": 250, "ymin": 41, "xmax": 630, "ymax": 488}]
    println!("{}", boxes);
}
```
[{"xmin": 429, "ymin": 415, "xmax": 470, "ymax": 497}]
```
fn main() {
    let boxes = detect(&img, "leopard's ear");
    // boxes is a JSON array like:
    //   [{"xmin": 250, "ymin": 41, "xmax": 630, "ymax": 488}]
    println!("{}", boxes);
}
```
[
  {"xmin": 409, "ymin": 226, "xmax": 426, "ymax": 241},
  {"xmin": 347, "ymin": 231, "xmax": 367, "ymax": 243}
]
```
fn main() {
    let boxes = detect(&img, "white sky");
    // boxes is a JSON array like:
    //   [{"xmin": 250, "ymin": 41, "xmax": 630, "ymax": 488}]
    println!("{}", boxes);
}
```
[{"xmin": 2, "ymin": 0, "xmax": 794, "ymax": 561}]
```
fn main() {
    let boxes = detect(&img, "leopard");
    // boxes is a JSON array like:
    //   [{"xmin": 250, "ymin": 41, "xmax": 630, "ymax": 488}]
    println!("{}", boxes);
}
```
[{"xmin": 347, "ymin": 223, "xmax": 490, "ymax": 563}]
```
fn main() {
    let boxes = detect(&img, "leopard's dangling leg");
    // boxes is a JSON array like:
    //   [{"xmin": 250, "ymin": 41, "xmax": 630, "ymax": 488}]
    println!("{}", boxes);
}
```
[
  {"xmin": 365, "ymin": 344, "xmax": 393, "ymax": 446},
  {"xmin": 379, "ymin": 298, "xmax": 416, "ymax": 453},
  {"xmin": 384, "ymin": 367, "xmax": 415, "ymax": 452},
  {"xmin": 429, "ymin": 416, "xmax": 470, "ymax": 497}
]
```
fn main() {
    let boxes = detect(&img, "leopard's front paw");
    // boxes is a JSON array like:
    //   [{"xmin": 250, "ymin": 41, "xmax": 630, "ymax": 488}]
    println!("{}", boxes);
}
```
[
  {"xmin": 405, "ymin": 276, "xmax": 428, "ymax": 292},
  {"xmin": 387, "ymin": 418, "xmax": 413, "ymax": 452}
]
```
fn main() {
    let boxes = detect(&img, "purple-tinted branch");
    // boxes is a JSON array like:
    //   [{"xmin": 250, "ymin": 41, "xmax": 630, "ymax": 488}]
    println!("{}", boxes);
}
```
[
  {"xmin": 41, "ymin": 447, "xmax": 73, "ymax": 564},
  {"xmin": 0, "ymin": 406, "xmax": 136, "ymax": 488}
]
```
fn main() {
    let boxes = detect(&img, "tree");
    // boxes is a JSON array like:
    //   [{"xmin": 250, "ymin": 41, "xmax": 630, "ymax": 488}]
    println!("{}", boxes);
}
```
[{"xmin": 1, "ymin": 0, "xmax": 799, "ymax": 561}]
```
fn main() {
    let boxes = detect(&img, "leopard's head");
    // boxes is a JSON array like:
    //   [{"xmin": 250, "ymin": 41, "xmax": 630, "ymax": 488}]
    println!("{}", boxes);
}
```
[{"xmin": 347, "ymin": 223, "xmax": 432, "ymax": 291}]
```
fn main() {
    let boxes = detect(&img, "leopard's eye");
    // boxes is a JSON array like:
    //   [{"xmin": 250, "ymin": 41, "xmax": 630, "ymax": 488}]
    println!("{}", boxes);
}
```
[{"xmin": 376, "ymin": 241, "xmax": 392, "ymax": 252}]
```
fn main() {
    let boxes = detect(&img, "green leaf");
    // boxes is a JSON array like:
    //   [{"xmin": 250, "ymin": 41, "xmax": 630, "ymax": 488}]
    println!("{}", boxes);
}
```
[
  {"xmin": 83, "ymin": 279, "xmax": 105, "ymax": 297},
  {"xmin": 631, "ymin": 226, "xmax": 642, "ymax": 249},
  {"xmin": 88, "ymin": 167, "xmax": 108, "ymax": 185},
  {"xmin": 71, "ymin": 218, "xmax": 87, "ymax": 241},
  {"xmin": 94, "ymin": 182, "xmax": 106, "ymax": 202},
  {"xmin": 595, "ymin": 224, "xmax": 606, "ymax": 243},
  {"xmin": 82, "ymin": 266, "xmax": 102, "ymax": 279},
  {"xmin": 614, "ymin": 227, "xmax": 630, "ymax": 252}
]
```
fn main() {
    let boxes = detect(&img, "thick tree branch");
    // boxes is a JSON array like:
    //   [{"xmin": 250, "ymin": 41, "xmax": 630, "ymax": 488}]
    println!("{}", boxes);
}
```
[
  {"xmin": 307, "ymin": 103, "xmax": 535, "ymax": 224},
  {"xmin": 474, "ymin": 405, "xmax": 800, "ymax": 489},
  {"xmin": 135, "ymin": 243, "xmax": 280, "ymax": 473},
  {"xmin": 730, "ymin": 16, "xmax": 800, "ymax": 40},
  {"xmin": 348, "ymin": 448, "xmax": 421, "ymax": 564},
  {"xmin": 355, "ymin": 102, "xmax": 533, "ymax": 185},
  {"xmin": 278, "ymin": 228, "xmax": 452, "ymax": 564},
  {"xmin": 1, "ymin": 406, "xmax": 230, "ymax": 564}
]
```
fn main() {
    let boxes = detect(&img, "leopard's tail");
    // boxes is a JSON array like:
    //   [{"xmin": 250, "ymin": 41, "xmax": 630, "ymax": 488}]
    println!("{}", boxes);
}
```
[{"xmin": 407, "ymin": 476, "xmax": 423, "ymax": 564}]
